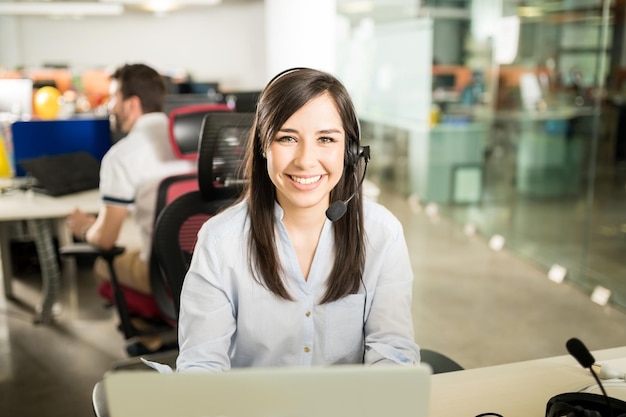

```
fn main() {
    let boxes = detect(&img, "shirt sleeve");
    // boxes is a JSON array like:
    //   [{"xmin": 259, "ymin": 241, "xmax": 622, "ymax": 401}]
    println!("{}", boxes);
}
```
[
  {"xmin": 363, "ymin": 217, "xmax": 421, "ymax": 366},
  {"xmin": 176, "ymin": 222, "xmax": 236, "ymax": 372},
  {"xmin": 99, "ymin": 145, "xmax": 136, "ymax": 205}
]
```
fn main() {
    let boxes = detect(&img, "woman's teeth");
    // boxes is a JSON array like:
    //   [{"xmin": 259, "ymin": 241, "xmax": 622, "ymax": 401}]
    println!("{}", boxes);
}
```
[{"xmin": 290, "ymin": 175, "xmax": 321, "ymax": 185}]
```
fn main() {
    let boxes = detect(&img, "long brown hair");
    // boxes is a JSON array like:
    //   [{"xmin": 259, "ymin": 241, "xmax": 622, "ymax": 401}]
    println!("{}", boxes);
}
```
[{"xmin": 242, "ymin": 68, "xmax": 366, "ymax": 304}]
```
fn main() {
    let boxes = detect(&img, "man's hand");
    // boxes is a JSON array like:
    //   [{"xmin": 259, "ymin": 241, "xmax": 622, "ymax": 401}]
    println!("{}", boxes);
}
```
[{"xmin": 66, "ymin": 208, "xmax": 96, "ymax": 241}]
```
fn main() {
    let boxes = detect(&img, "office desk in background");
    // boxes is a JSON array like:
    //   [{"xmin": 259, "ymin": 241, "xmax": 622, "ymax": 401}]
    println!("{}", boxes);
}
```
[
  {"xmin": 0, "ymin": 184, "xmax": 100, "ymax": 323},
  {"xmin": 430, "ymin": 346, "xmax": 626, "ymax": 417}
]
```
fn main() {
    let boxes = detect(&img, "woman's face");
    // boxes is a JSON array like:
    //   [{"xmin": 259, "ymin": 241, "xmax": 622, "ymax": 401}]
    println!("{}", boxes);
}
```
[{"xmin": 266, "ymin": 93, "xmax": 346, "ymax": 217}]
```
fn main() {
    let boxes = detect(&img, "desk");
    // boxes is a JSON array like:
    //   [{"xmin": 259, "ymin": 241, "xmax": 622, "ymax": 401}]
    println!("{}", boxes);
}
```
[
  {"xmin": 430, "ymin": 346, "xmax": 626, "ymax": 417},
  {"xmin": 0, "ymin": 185, "xmax": 100, "ymax": 323}
]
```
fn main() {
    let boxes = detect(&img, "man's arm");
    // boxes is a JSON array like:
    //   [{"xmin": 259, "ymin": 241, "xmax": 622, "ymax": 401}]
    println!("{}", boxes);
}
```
[{"xmin": 67, "ymin": 204, "xmax": 128, "ymax": 250}]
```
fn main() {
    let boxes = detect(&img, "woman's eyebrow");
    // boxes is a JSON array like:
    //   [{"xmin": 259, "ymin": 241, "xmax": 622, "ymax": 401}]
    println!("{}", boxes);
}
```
[{"xmin": 277, "ymin": 127, "xmax": 343, "ymax": 134}]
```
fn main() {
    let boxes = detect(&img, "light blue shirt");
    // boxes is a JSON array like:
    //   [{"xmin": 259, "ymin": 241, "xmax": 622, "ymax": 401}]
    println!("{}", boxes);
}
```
[{"xmin": 176, "ymin": 198, "xmax": 420, "ymax": 371}]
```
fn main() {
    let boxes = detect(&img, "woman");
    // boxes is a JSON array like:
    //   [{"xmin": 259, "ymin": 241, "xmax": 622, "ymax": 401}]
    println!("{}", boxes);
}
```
[{"xmin": 176, "ymin": 68, "xmax": 420, "ymax": 371}]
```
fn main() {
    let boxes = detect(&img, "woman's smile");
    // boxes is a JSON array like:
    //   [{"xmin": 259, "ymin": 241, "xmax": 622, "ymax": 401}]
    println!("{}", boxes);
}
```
[{"xmin": 288, "ymin": 174, "xmax": 323, "ymax": 186}]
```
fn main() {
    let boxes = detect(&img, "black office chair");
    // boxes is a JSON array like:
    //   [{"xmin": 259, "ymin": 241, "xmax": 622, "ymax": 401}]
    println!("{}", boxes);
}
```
[
  {"xmin": 152, "ymin": 112, "xmax": 254, "ymax": 318},
  {"xmin": 59, "ymin": 105, "xmax": 235, "ymax": 355},
  {"xmin": 59, "ymin": 173, "xmax": 199, "ymax": 353},
  {"xmin": 88, "ymin": 112, "xmax": 253, "ymax": 417},
  {"xmin": 88, "ymin": 111, "xmax": 255, "ymax": 417},
  {"xmin": 420, "ymin": 348, "xmax": 464, "ymax": 374}
]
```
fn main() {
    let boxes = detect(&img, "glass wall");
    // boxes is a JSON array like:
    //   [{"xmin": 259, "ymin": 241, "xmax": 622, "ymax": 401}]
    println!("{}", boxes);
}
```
[{"xmin": 338, "ymin": 0, "xmax": 626, "ymax": 310}]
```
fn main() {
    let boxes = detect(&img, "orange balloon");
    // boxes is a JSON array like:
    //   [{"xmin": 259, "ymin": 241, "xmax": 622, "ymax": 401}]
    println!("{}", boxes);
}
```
[{"xmin": 34, "ymin": 86, "xmax": 61, "ymax": 119}]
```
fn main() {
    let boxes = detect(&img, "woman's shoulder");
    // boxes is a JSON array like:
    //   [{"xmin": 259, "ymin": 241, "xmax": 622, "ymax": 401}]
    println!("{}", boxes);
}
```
[{"xmin": 199, "ymin": 199, "xmax": 249, "ymax": 237}]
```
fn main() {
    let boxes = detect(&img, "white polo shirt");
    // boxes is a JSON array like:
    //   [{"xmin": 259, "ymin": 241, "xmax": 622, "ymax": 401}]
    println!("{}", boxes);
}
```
[{"xmin": 99, "ymin": 112, "xmax": 196, "ymax": 261}]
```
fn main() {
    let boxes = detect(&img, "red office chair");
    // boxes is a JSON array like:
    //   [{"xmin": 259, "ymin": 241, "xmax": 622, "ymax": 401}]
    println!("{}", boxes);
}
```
[
  {"xmin": 168, "ymin": 103, "xmax": 231, "ymax": 160},
  {"xmin": 89, "ymin": 112, "xmax": 260, "ymax": 417},
  {"xmin": 92, "ymin": 173, "xmax": 199, "ymax": 329},
  {"xmin": 60, "ymin": 173, "xmax": 199, "ymax": 353},
  {"xmin": 60, "ymin": 104, "xmax": 233, "ymax": 355}
]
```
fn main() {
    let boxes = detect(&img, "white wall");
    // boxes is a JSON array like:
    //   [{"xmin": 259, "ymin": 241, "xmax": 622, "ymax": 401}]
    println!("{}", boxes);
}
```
[
  {"xmin": 340, "ymin": 18, "xmax": 432, "ymax": 129},
  {"xmin": 0, "ymin": 2, "xmax": 267, "ymax": 91},
  {"xmin": 265, "ymin": 0, "xmax": 336, "ymax": 77}
]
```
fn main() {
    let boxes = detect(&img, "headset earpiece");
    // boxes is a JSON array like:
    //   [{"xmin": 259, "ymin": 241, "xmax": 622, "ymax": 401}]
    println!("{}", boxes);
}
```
[
  {"xmin": 546, "ymin": 392, "xmax": 626, "ymax": 417},
  {"xmin": 345, "ymin": 106, "xmax": 363, "ymax": 166},
  {"xmin": 345, "ymin": 141, "xmax": 360, "ymax": 167}
]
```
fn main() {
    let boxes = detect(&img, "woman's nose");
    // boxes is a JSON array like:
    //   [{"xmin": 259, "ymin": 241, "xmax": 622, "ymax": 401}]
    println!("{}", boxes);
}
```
[{"xmin": 293, "ymin": 141, "xmax": 318, "ymax": 167}]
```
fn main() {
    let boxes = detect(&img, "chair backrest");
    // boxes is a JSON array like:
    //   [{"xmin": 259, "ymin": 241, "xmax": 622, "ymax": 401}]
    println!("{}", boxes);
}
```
[
  {"xmin": 420, "ymin": 349, "xmax": 464, "ymax": 374},
  {"xmin": 154, "ymin": 173, "xmax": 199, "ymax": 214},
  {"xmin": 149, "ymin": 172, "xmax": 200, "ymax": 321},
  {"xmin": 152, "ymin": 111, "xmax": 254, "ymax": 319},
  {"xmin": 168, "ymin": 103, "xmax": 232, "ymax": 160},
  {"xmin": 153, "ymin": 192, "xmax": 235, "ymax": 318},
  {"xmin": 197, "ymin": 112, "xmax": 255, "ymax": 200}
]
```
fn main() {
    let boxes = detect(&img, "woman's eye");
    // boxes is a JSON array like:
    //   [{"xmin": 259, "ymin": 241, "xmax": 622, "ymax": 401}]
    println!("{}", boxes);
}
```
[
  {"xmin": 319, "ymin": 136, "xmax": 337, "ymax": 144},
  {"xmin": 275, "ymin": 136, "xmax": 296, "ymax": 143}
]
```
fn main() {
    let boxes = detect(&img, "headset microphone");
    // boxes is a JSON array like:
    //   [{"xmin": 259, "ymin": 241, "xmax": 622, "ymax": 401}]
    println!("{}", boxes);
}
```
[
  {"xmin": 567, "ymin": 338, "xmax": 598, "ymax": 369},
  {"xmin": 325, "ymin": 146, "xmax": 370, "ymax": 222},
  {"xmin": 564, "ymin": 338, "xmax": 615, "ymax": 417}
]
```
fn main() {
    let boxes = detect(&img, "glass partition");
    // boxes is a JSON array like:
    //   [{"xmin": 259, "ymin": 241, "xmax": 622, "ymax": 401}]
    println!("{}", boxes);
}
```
[{"xmin": 338, "ymin": 0, "xmax": 626, "ymax": 310}]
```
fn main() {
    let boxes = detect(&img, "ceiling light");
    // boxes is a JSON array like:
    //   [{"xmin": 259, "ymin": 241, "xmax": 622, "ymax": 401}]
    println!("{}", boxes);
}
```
[
  {"xmin": 518, "ymin": 6, "xmax": 543, "ymax": 18},
  {"xmin": 100, "ymin": 0, "xmax": 221, "ymax": 5},
  {"xmin": 0, "ymin": 2, "xmax": 123, "ymax": 15},
  {"xmin": 338, "ymin": 1, "xmax": 374, "ymax": 14}
]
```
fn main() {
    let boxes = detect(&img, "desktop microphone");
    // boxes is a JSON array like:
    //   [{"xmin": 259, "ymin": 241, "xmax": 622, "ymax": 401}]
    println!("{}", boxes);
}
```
[{"xmin": 325, "ymin": 146, "xmax": 370, "ymax": 222}]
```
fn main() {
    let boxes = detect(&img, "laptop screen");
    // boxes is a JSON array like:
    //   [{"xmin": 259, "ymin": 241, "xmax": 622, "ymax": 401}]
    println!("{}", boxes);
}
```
[{"xmin": 104, "ymin": 365, "xmax": 432, "ymax": 417}]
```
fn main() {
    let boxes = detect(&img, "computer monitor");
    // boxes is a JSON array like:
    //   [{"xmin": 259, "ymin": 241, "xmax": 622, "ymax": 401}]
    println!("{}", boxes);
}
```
[
  {"xmin": 164, "ymin": 94, "xmax": 224, "ymax": 114},
  {"xmin": 433, "ymin": 74, "xmax": 456, "ymax": 90},
  {"xmin": 189, "ymin": 82, "xmax": 219, "ymax": 95},
  {"xmin": 11, "ymin": 117, "xmax": 112, "ymax": 177},
  {"xmin": 0, "ymin": 79, "xmax": 33, "ymax": 117},
  {"xmin": 224, "ymin": 91, "xmax": 261, "ymax": 113}
]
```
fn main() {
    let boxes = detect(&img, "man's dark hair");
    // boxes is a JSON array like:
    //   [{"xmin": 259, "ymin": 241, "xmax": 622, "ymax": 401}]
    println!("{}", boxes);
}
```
[{"xmin": 111, "ymin": 63, "xmax": 166, "ymax": 113}]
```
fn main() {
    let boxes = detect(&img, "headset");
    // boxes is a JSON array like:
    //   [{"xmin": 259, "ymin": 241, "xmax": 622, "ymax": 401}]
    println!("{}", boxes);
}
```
[
  {"xmin": 546, "ymin": 340, "xmax": 626, "ymax": 417},
  {"xmin": 546, "ymin": 392, "xmax": 626, "ymax": 417},
  {"xmin": 259, "ymin": 67, "xmax": 367, "ymax": 169}
]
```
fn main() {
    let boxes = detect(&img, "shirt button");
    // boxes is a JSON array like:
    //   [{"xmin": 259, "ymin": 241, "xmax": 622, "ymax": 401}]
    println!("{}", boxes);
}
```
[
  {"xmin": 304, "ymin": 346, "xmax": 311, "ymax": 353},
  {"xmin": 305, "ymin": 311, "xmax": 311, "ymax": 317}
]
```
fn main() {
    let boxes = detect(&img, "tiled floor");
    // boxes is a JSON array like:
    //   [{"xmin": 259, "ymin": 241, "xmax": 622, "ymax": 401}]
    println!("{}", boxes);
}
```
[{"xmin": 1, "ymin": 188, "xmax": 626, "ymax": 417}]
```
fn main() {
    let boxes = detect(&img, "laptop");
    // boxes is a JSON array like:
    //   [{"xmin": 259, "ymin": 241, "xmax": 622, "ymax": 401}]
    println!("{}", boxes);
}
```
[
  {"xmin": 103, "ymin": 364, "xmax": 432, "ymax": 417},
  {"xmin": 18, "ymin": 151, "xmax": 101, "ymax": 196}
]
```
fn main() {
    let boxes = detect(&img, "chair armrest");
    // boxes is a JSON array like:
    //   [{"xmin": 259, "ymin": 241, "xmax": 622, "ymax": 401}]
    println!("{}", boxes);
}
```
[
  {"xmin": 59, "ymin": 243, "xmax": 125, "ymax": 261},
  {"xmin": 60, "ymin": 243, "xmax": 137, "ymax": 339}
]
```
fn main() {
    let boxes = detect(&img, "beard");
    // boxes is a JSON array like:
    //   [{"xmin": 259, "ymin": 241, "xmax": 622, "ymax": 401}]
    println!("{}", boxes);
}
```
[{"xmin": 110, "ymin": 112, "xmax": 130, "ymax": 134}]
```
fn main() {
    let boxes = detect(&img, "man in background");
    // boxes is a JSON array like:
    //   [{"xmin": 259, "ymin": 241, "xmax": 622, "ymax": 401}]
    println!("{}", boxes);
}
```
[{"xmin": 66, "ymin": 63, "xmax": 195, "ymax": 354}]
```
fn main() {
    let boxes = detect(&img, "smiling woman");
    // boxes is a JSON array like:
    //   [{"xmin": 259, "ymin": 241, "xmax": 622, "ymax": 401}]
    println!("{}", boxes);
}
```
[{"xmin": 175, "ymin": 67, "xmax": 421, "ymax": 372}]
